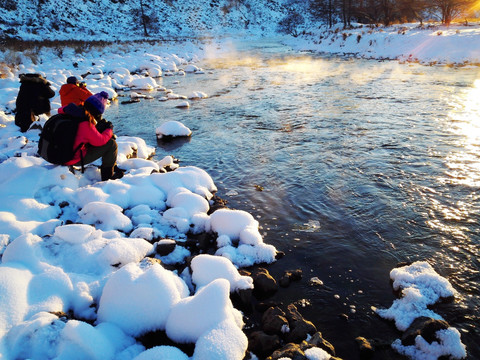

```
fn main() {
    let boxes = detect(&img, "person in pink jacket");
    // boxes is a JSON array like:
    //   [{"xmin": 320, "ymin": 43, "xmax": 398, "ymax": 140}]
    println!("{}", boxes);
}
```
[{"xmin": 60, "ymin": 92, "xmax": 123, "ymax": 181}]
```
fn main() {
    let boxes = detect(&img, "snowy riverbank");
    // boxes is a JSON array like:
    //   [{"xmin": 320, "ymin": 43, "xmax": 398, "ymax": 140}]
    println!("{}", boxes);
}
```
[
  {"xmin": 0, "ymin": 37, "xmax": 470, "ymax": 359},
  {"xmin": 287, "ymin": 22, "xmax": 480, "ymax": 66}
]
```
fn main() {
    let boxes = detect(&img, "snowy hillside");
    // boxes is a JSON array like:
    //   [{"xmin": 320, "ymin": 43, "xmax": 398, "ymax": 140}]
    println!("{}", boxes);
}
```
[{"xmin": 0, "ymin": 0, "xmax": 304, "ymax": 40}]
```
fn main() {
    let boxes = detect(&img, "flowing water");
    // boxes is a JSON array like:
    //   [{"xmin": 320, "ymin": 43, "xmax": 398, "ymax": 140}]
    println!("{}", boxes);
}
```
[{"xmin": 107, "ymin": 39, "xmax": 480, "ymax": 359}]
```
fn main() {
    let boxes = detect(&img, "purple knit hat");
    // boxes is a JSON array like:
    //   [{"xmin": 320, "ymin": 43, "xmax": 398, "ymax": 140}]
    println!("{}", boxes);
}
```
[{"xmin": 84, "ymin": 91, "xmax": 108, "ymax": 118}]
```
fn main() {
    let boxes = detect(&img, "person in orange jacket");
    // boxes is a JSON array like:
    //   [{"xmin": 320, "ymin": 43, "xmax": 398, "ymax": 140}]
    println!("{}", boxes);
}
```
[{"xmin": 59, "ymin": 76, "xmax": 93, "ymax": 107}]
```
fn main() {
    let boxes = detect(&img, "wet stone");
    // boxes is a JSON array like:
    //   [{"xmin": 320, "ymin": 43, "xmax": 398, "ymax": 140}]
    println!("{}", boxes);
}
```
[
  {"xmin": 308, "ymin": 332, "xmax": 336, "ymax": 356},
  {"xmin": 252, "ymin": 268, "xmax": 278, "ymax": 296},
  {"xmin": 285, "ymin": 304, "xmax": 317, "ymax": 343},
  {"xmin": 262, "ymin": 306, "xmax": 289, "ymax": 335},
  {"xmin": 355, "ymin": 336, "xmax": 374, "ymax": 359},
  {"xmin": 266, "ymin": 342, "xmax": 307, "ymax": 360},
  {"xmin": 401, "ymin": 316, "xmax": 450, "ymax": 346},
  {"xmin": 248, "ymin": 331, "xmax": 281, "ymax": 358}
]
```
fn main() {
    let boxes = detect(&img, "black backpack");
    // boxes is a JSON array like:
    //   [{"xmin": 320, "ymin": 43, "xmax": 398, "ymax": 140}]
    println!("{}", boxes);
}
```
[{"xmin": 38, "ymin": 114, "xmax": 85, "ymax": 168}]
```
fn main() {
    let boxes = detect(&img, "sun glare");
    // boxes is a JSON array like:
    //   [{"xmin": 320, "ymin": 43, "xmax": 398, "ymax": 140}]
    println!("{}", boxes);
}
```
[
  {"xmin": 443, "ymin": 78, "xmax": 480, "ymax": 188},
  {"xmin": 470, "ymin": 0, "xmax": 480, "ymax": 12}
]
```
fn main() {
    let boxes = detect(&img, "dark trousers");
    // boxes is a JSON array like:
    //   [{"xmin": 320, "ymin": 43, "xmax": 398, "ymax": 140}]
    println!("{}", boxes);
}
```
[
  {"xmin": 74, "ymin": 138, "xmax": 117, "ymax": 168},
  {"xmin": 15, "ymin": 110, "xmax": 35, "ymax": 132}
]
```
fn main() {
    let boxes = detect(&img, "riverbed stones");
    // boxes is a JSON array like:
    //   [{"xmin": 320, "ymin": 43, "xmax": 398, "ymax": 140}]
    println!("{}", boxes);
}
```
[
  {"xmin": 285, "ymin": 304, "xmax": 317, "ymax": 343},
  {"xmin": 266, "ymin": 339, "xmax": 341, "ymax": 360}
]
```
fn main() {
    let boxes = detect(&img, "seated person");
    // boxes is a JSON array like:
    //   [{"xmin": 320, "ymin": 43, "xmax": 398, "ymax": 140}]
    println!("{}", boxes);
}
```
[{"xmin": 59, "ymin": 76, "xmax": 93, "ymax": 107}]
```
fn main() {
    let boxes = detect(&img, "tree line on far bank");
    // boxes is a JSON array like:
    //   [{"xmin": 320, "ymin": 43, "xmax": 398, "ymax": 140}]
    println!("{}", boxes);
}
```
[{"xmin": 279, "ymin": 0, "xmax": 477, "ymax": 36}]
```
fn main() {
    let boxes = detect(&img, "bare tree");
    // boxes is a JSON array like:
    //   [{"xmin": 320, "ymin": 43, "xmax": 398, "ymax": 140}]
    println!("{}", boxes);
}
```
[
  {"xmin": 140, "ymin": 0, "xmax": 148, "ymax": 36},
  {"xmin": 397, "ymin": 0, "xmax": 429, "ymax": 24},
  {"xmin": 278, "ymin": 10, "xmax": 305, "ymax": 36},
  {"xmin": 310, "ymin": 0, "xmax": 336, "ymax": 28},
  {"xmin": 428, "ymin": 0, "xmax": 475, "ymax": 24}
]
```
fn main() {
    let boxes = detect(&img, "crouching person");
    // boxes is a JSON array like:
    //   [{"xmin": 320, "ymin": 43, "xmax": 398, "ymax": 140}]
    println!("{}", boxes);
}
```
[{"xmin": 60, "ymin": 92, "xmax": 123, "ymax": 181}]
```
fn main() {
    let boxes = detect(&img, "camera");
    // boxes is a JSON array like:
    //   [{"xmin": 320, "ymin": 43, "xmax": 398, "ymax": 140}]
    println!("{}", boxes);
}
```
[{"xmin": 96, "ymin": 119, "xmax": 112, "ymax": 133}]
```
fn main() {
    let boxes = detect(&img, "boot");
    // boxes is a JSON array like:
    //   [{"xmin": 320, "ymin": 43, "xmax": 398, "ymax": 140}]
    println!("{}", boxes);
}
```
[
  {"xmin": 112, "ymin": 165, "xmax": 125, "ymax": 180},
  {"xmin": 100, "ymin": 166, "xmax": 114, "ymax": 181}
]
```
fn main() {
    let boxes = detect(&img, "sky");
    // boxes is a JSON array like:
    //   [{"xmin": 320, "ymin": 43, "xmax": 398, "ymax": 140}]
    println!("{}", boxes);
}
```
[{"xmin": 0, "ymin": 16, "xmax": 478, "ymax": 360}]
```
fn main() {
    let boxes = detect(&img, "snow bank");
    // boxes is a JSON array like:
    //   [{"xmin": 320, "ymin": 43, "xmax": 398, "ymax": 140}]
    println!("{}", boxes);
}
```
[{"xmin": 290, "ymin": 22, "xmax": 480, "ymax": 66}]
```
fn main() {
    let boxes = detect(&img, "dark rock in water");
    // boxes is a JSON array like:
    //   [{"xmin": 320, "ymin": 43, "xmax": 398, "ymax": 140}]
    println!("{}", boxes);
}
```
[
  {"xmin": 248, "ymin": 331, "xmax": 281, "ymax": 358},
  {"xmin": 308, "ymin": 332, "xmax": 336, "ymax": 356},
  {"xmin": 402, "ymin": 316, "xmax": 450, "ymax": 346},
  {"xmin": 121, "ymin": 98, "xmax": 141, "ymax": 104},
  {"xmin": 275, "ymin": 251, "xmax": 285, "ymax": 260},
  {"xmin": 252, "ymin": 268, "xmax": 278, "ymax": 296},
  {"xmin": 156, "ymin": 136, "xmax": 191, "ymax": 151},
  {"xmin": 262, "ymin": 306, "xmax": 289, "ymax": 335},
  {"xmin": 355, "ymin": 336, "xmax": 375, "ymax": 359},
  {"xmin": 288, "ymin": 269, "xmax": 303, "ymax": 281},
  {"xmin": 279, "ymin": 269, "xmax": 303, "ymax": 287},
  {"xmin": 285, "ymin": 304, "xmax": 317, "ymax": 343},
  {"xmin": 266, "ymin": 342, "xmax": 307, "ymax": 360},
  {"xmin": 155, "ymin": 239, "xmax": 176, "ymax": 256},
  {"xmin": 338, "ymin": 313, "xmax": 349, "ymax": 321}
]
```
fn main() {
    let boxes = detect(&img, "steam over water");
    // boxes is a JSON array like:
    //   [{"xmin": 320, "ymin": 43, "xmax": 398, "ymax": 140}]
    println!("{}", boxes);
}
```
[{"xmin": 108, "ymin": 40, "xmax": 480, "ymax": 359}]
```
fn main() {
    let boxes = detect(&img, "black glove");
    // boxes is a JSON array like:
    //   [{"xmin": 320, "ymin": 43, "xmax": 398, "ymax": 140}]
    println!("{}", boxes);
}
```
[{"xmin": 96, "ymin": 119, "xmax": 113, "ymax": 133}]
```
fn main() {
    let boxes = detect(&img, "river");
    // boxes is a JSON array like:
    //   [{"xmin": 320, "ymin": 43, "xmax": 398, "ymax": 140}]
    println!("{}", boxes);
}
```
[{"xmin": 107, "ymin": 39, "xmax": 480, "ymax": 359}]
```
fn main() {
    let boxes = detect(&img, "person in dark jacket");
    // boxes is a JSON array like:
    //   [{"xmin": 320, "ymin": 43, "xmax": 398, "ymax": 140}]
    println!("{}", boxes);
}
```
[
  {"xmin": 59, "ymin": 76, "xmax": 93, "ymax": 107},
  {"xmin": 15, "ymin": 73, "xmax": 55, "ymax": 132},
  {"xmin": 59, "ymin": 91, "xmax": 123, "ymax": 181}
]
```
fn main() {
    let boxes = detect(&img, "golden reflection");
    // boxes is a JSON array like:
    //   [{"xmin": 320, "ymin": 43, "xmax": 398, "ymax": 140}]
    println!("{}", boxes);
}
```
[
  {"xmin": 443, "ymin": 79, "xmax": 480, "ymax": 187},
  {"xmin": 427, "ymin": 77, "xmax": 480, "ymax": 241}
]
